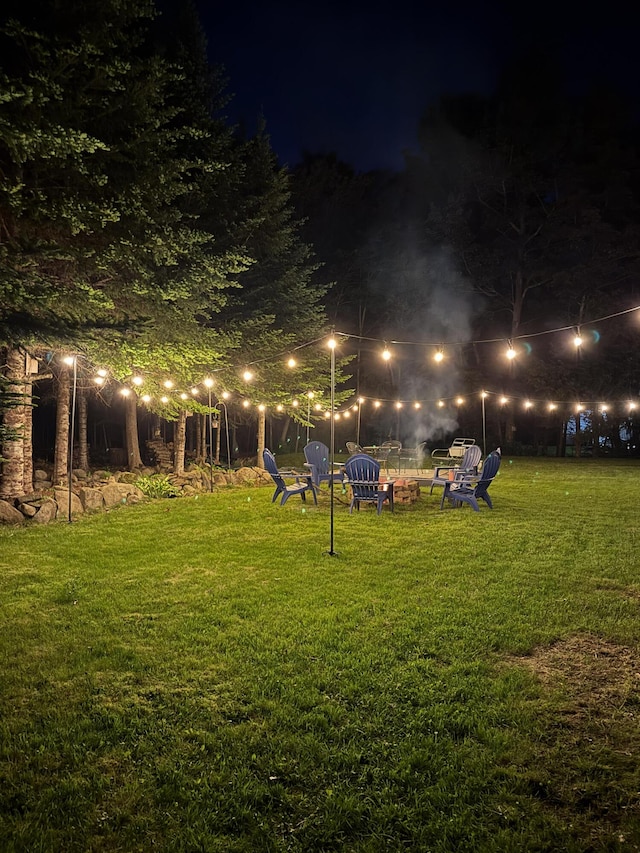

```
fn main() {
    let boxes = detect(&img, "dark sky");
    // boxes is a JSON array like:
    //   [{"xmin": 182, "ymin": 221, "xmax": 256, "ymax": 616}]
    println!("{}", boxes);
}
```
[{"xmin": 195, "ymin": 0, "xmax": 638, "ymax": 172}]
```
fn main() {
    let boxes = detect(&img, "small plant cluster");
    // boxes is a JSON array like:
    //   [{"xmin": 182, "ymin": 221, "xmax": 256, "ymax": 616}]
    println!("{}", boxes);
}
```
[{"xmin": 135, "ymin": 474, "xmax": 180, "ymax": 499}]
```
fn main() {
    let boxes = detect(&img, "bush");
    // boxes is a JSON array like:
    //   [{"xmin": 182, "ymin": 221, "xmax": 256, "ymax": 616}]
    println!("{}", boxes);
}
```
[{"xmin": 136, "ymin": 474, "xmax": 180, "ymax": 499}]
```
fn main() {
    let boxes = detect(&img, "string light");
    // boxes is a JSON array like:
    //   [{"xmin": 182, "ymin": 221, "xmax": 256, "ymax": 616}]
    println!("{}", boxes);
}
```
[
  {"xmin": 203, "ymin": 377, "xmax": 214, "ymax": 389},
  {"xmin": 382, "ymin": 346, "xmax": 391, "ymax": 361},
  {"xmin": 93, "ymin": 376, "xmax": 105, "ymax": 386},
  {"xmin": 500, "ymin": 396, "xmax": 509, "ymax": 405},
  {"xmin": 287, "ymin": 357, "xmax": 296, "ymax": 368},
  {"xmin": 163, "ymin": 380, "xmax": 173, "ymax": 389},
  {"xmin": 142, "ymin": 394, "xmax": 151, "ymax": 403},
  {"xmin": 132, "ymin": 376, "xmax": 143, "ymax": 386},
  {"xmin": 160, "ymin": 396, "xmax": 169, "ymax": 403},
  {"xmin": 573, "ymin": 329, "xmax": 583, "ymax": 348},
  {"xmin": 242, "ymin": 399, "xmax": 250, "ymax": 408},
  {"xmin": 120, "ymin": 387, "xmax": 131, "ymax": 397},
  {"xmin": 190, "ymin": 387, "xmax": 198, "ymax": 396},
  {"xmin": 456, "ymin": 397, "xmax": 465, "ymax": 406},
  {"xmin": 414, "ymin": 402, "xmax": 421, "ymax": 409},
  {"xmin": 506, "ymin": 342, "xmax": 516, "ymax": 360},
  {"xmin": 242, "ymin": 370, "xmax": 253, "ymax": 382},
  {"xmin": 434, "ymin": 348, "xmax": 444, "ymax": 363}
]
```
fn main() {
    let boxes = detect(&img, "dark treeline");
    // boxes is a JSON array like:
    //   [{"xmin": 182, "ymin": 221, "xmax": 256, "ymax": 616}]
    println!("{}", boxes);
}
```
[{"xmin": 289, "ymin": 53, "xmax": 640, "ymax": 454}]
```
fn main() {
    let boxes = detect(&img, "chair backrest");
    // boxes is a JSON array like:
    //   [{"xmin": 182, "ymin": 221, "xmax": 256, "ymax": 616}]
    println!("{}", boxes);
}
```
[
  {"xmin": 449, "ymin": 437, "xmax": 476, "ymax": 458},
  {"xmin": 475, "ymin": 450, "xmax": 501, "ymax": 491},
  {"xmin": 461, "ymin": 444, "xmax": 482, "ymax": 469},
  {"xmin": 381, "ymin": 440, "xmax": 402, "ymax": 450},
  {"xmin": 263, "ymin": 449, "xmax": 283, "ymax": 484},
  {"xmin": 346, "ymin": 441, "xmax": 363, "ymax": 455},
  {"xmin": 303, "ymin": 441, "xmax": 330, "ymax": 476},
  {"xmin": 345, "ymin": 453, "xmax": 381, "ymax": 485}
]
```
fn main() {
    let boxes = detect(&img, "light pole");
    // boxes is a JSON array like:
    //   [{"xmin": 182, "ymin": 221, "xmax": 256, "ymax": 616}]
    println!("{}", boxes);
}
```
[
  {"xmin": 217, "ymin": 397, "xmax": 231, "ymax": 468},
  {"xmin": 356, "ymin": 398, "xmax": 363, "ymax": 446},
  {"xmin": 306, "ymin": 392, "xmax": 314, "ymax": 444},
  {"xmin": 63, "ymin": 355, "xmax": 78, "ymax": 523},
  {"xmin": 481, "ymin": 391, "xmax": 488, "ymax": 458},
  {"xmin": 327, "ymin": 337, "xmax": 337, "ymax": 557},
  {"xmin": 204, "ymin": 378, "xmax": 214, "ymax": 492}
]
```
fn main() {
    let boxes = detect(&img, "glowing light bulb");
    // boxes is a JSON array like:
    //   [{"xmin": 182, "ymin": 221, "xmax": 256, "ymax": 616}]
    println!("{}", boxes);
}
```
[
  {"xmin": 481, "ymin": 391, "xmax": 488, "ymax": 399},
  {"xmin": 374, "ymin": 400, "xmax": 381, "ymax": 408},
  {"xmin": 292, "ymin": 399, "xmax": 299, "ymax": 408},
  {"xmin": 314, "ymin": 403, "xmax": 322, "ymax": 411},
  {"xmin": 204, "ymin": 378, "xmax": 214, "ymax": 389},
  {"xmin": 93, "ymin": 376, "xmax": 105, "ymax": 386},
  {"xmin": 629, "ymin": 402, "xmax": 636, "ymax": 411},
  {"xmin": 548, "ymin": 403, "xmax": 557, "ymax": 411},
  {"xmin": 258, "ymin": 404, "xmax": 265, "ymax": 412},
  {"xmin": 242, "ymin": 399, "xmax": 250, "ymax": 408},
  {"xmin": 324, "ymin": 411, "xmax": 331, "ymax": 419},
  {"xmin": 62, "ymin": 355, "xmax": 75, "ymax": 366},
  {"xmin": 395, "ymin": 401, "xmax": 402, "ymax": 409},
  {"xmin": 456, "ymin": 397, "xmax": 465, "ymax": 406},
  {"xmin": 414, "ymin": 402, "xmax": 421, "ymax": 409},
  {"xmin": 142, "ymin": 394, "xmax": 151, "ymax": 403},
  {"xmin": 600, "ymin": 405, "xmax": 608, "ymax": 413},
  {"xmin": 524, "ymin": 400, "xmax": 533, "ymax": 409},
  {"xmin": 500, "ymin": 397, "xmax": 509, "ymax": 405},
  {"xmin": 334, "ymin": 413, "xmax": 340, "ymax": 420},
  {"xmin": 163, "ymin": 380, "xmax": 173, "ymax": 389},
  {"xmin": 191, "ymin": 387, "xmax": 198, "ymax": 396},
  {"xmin": 276, "ymin": 404, "xmax": 283, "ymax": 412},
  {"xmin": 161, "ymin": 396, "xmax": 169, "ymax": 403},
  {"xmin": 287, "ymin": 357, "xmax": 296, "ymax": 368},
  {"xmin": 382, "ymin": 347, "xmax": 391, "ymax": 361},
  {"xmin": 506, "ymin": 347, "xmax": 516, "ymax": 360},
  {"xmin": 120, "ymin": 387, "xmax": 131, "ymax": 397},
  {"xmin": 222, "ymin": 391, "xmax": 230, "ymax": 400},
  {"xmin": 97, "ymin": 368, "xmax": 107, "ymax": 378},
  {"xmin": 132, "ymin": 376, "xmax": 143, "ymax": 386},
  {"xmin": 243, "ymin": 370, "xmax": 253, "ymax": 382},
  {"xmin": 307, "ymin": 391, "xmax": 314, "ymax": 399},
  {"xmin": 327, "ymin": 338, "xmax": 336, "ymax": 350},
  {"xmin": 434, "ymin": 350, "xmax": 444, "ymax": 363},
  {"xmin": 180, "ymin": 393, "xmax": 188, "ymax": 400},
  {"xmin": 438, "ymin": 400, "xmax": 444, "ymax": 408},
  {"xmin": 358, "ymin": 397, "xmax": 365, "ymax": 405},
  {"xmin": 573, "ymin": 335, "xmax": 583, "ymax": 348}
]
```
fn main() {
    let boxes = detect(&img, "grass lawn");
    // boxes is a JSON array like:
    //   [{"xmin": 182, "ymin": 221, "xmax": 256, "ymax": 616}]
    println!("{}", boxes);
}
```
[{"xmin": 1, "ymin": 457, "xmax": 640, "ymax": 852}]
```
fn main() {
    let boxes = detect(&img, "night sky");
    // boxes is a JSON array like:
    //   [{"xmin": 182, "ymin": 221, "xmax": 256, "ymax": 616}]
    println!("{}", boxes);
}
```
[{"xmin": 195, "ymin": 0, "xmax": 638, "ymax": 172}]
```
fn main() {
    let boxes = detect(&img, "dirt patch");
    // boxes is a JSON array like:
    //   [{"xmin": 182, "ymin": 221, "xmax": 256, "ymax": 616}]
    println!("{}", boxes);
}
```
[{"xmin": 511, "ymin": 633, "xmax": 640, "ymax": 718}]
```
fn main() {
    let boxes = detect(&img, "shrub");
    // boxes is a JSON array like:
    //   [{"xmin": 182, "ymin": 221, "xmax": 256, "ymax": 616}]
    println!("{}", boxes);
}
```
[{"xmin": 136, "ymin": 474, "xmax": 180, "ymax": 499}]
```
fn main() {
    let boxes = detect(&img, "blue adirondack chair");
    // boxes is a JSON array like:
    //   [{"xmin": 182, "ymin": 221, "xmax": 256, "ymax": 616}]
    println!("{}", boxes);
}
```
[
  {"xmin": 344, "ymin": 453, "xmax": 394, "ymax": 514},
  {"xmin": 429, "ymin": 443, "xmax": 482, "ymax": 495},
  {"xmin": 263, "ymin": 449, "xmax": 318, "ymax": 507},
  {"xmin": 439, "ymin": 449, "xmax": 501, "ymax": 511},
  {"xmin": 303, "ymin": 441, "xmax": 345, "ymax": 488}
]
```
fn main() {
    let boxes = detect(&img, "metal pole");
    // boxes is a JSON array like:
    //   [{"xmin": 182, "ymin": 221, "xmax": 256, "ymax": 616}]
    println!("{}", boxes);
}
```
[
  {"xmin": 481, "ymin": 393, "xmax": 487, "ymax": 458},
  {"xmin": 67, "ymin": 357, "xmax": 77, "ymax": 523},
  {"xmin": 306, "ymin": 398, "xmax": 311, "ymax": 444},
  {"xmin": 208, "ymin": 386, "xmax": 214, "ymax": 492},
  {"xmin": 219, "ymin": 400, "xmax": 230, "ymax": 468},
  {"xmin": 356, "ymin": 402, "xmax": 361, "ymax": 446},
  {"xmin": 328, "ymin": 340, "xmax": 337, "ymax": 556}
]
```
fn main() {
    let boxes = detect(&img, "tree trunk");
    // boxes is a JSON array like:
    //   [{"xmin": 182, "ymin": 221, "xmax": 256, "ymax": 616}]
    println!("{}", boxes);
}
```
[
  {"xmin": 124, "ymin": 394, "xmax": 143, "ymax": 470},
  {"xmin": 173, "ymin": 410, "xmax": 187, "ymax": 475},
  {"xmin": 257, "ymin": 408, "xmax": 266, "ymax": 467},
  {"xmin": 77, "ymin": 388, "xmax": 89, "ymax": 471},
  {"xmin": 53, "ymin": 362, "xmax": 70, "ymax": 485},
  {"xmin": 0, "ymin": 345, "xmax": 28, "ymax": 499}
]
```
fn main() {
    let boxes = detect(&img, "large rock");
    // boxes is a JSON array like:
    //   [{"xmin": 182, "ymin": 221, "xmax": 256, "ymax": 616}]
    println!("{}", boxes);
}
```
[
  {"xmin": 101, "ymin": 482, "xmax": 125, "ymax": 508},
  {"xmin": 53, "ymin": 489, "xmax": 84, "ymax": 518},
  {"xmin": 213, "ymin": 472, "xmax": 230, "ymax": 486},
  {"xmin": 34, "ymin": 469, "xmax": 49, "ymax": 482},
  {"xmin": 234, "ymin": 466, "xmax": 260, "ymax": 484},
  {"xmin": 0, "ymin": 500, "xmax": 24, "ymax": 524},
  {"xmin": 79, "ymin": 487, "xmax": 105, "ymax": 512},
  {"xmin": 32, "ymin": 499, "xmax": 57, "ymax": 524}
]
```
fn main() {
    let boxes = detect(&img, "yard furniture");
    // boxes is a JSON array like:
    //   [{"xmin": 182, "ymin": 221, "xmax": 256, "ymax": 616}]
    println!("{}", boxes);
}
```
[
  {"xmin": 431, "ymin": 437, "xmax": 477, "ymax": 463},
  {"xmin": 439, "ymin": 449, "xmax": 501, "ymax": 511},
  {"xmin": 263, "ymin": 449, "xmax": 318, "ymax": 507},
  {"xmin": 399, "ymin": 441, "xmax": 428, "ymax": 472},
  {"xmin": 303, "ymin": 441, "xmax": 346, "ymax": 488},
  {"xmin": 344, "ymin": 453, "xmax": 394, "ymax": 514},
  {"xmin": 429, "ymin": 444, "xmax": 482, "ymax": 495}
]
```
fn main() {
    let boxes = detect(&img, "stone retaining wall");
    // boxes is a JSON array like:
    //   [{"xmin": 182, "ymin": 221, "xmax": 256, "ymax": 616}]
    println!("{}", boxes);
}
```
[{"xmin": 0, "ymin": 464, "xmax": 273, "ymax": 525}]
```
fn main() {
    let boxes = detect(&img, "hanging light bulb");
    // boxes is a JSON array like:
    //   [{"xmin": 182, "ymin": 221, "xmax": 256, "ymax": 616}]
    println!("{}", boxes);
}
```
[
  {"xmin": 180, "ymin": 393, "xmax": 188, "ymax": 400},
  {"xmin": 548, "ymin": 403, "xmax": 557, "ymax": 411},
  {"xmin": 96, "ymin": 368, "xmax": 108, "ymax": 378},
  {"xmin": 524, "ymin": 400, "xmax": 533, "ymax": 409},
  {"xmin": 506, "ymin": 341, "xmax": 516, "ymax": 360},
  {"xmin": 437, "ymin": 400, "xmax": 445, "ymax": 408},
  {"xmin": 414, "ymin": 402, "xmax": 421, "ymax": 409},
  {"xmin": 382, "ymin": 346, "xmax": 391, "ymax": 361},
  {"xmin": 395, "ymin": 401, "xmax": 402, "ymax": 409},
  {"xmin": 500, "ymin": 396, "xmax": 509, "ymax": 405},
  {"xmin": 292, "ymin": 399, "xmax": 299, "ymax": 408},
  {"xmin": 120, "ymin": 387, "xmax": 131, "ymax": 397},
  {"xmin": 204, "ymin": 377, "xmax": 214, "ymax": 389},
  {"xmin": 132, "ymin": 376, "xmax": 143, "ymax": 386},
  {"xmin": 573, "ymin": 329, "xmax": 583, "ymax": 348},
  {"xmin": 327, "ymin": 337, "xmax": 336, "ymax": 350},
  {"xmin": 191, "ymin": 387, "xmax": 198, "ymax": 396},
  {"xmin": 163, "ymin": 379, "xmax": 173, "ymax": 389},
  {"xmin": 276, "ymin": 404, "xmax": 283, "ymax": 412},
  {"xmin": 433, "ymin": 348, "xmax": 444, "ymax": 363},
  {"xmin": 93, "ymin": 376, "xmax": 105, "ymax": 386},
  {"xmin": 243, "ymin": 370, "xmax": 253, "ymax": 382},
  {"xmin": 222, "ymin": 391, "xmax": 230, "ymax": 400},
  {"xmin": 258, "ymin": 404, "xmax": 266, "ymax": 412},
  {"xmin": 242, "ymin": 399, "xmax": 250, "ymax": 408},
  {"xmin": 287, "ymin": 357, "xmax": 296, "ymax": 368},
  {"xmin": 142, "ymin": 394, "xmax": 151, "ymax": 403},
  {"xmin": 161, "ymin": 396, "xmax": 169, "ymax": 404},
  {"xmin": 456, "ymin": 397, "xmax": 465, "ymax": 406},
  {"xmin": 374, "ymin": 400, "xmax": 381, "ymax": 408}
]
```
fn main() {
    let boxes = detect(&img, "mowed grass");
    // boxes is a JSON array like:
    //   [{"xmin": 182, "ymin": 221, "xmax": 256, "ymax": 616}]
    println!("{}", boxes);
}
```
[{"xmin": 1, "ymin": 457, "xmax": 640, "ymax": 852}]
